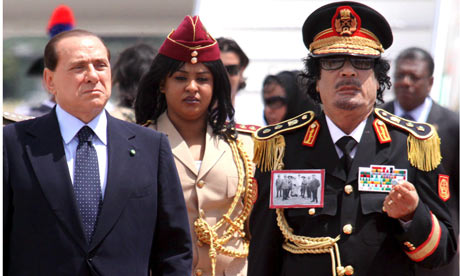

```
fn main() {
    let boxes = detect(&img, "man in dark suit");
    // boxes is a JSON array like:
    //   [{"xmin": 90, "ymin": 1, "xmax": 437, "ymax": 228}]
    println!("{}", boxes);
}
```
[
  {"xmin": 381, "ymin": 47, "xmax": 459, "ymax": 276},
  {"xmin": 248, "ymin": 2, "xmax": 457, "ymax": 275},
  {"xmin": 3, "ymin": 29, "xmax": 192, "ymax": 276}
]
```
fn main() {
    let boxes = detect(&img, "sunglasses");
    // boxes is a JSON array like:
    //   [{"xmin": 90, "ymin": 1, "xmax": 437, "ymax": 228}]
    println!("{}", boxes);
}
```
[
  {"xmin": 319, "ymin": 56, "xmax": 375, "ymax": 70},
  {"xmin": 224, "ymin": 65, "xmax": 241, "ymax": 76},
  {"xmin": 264, "ymin": 96, "xmax": 287, "ymax": 109}
]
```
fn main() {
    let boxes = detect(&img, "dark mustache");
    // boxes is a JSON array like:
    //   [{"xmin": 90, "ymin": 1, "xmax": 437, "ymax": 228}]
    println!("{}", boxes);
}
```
[{"xmin": 335, "ymin": 79, "xmax": 362, "ymax": 89}]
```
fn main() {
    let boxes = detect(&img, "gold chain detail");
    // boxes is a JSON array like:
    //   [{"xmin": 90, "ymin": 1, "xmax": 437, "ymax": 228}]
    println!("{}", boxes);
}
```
[
  {"xmin": 194, "ymin": 138, "xmax": 256, "ymax": 276},
  {"xmin": 276, "ymin": 206, "xmax": 344, "ymax": 276}
]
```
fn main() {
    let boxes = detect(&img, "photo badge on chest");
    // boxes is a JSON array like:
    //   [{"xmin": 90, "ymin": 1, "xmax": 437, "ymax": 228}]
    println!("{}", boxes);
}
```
[
  {"xmin": 358, "ymin": 165, "xmax": 407, "ymax": 192},
  {"xmin": 270, "ymin": 169, "xmax": 325, "ymax": 209}
]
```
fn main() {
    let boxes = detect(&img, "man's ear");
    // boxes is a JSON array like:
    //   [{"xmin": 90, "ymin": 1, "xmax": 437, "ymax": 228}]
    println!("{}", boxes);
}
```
[{"xmin": 43, "ymin": 68, "xmax": 56, "ymax": 96}]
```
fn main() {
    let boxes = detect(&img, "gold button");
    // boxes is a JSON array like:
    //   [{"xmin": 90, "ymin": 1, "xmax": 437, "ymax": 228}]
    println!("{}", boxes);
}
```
[
  {"xmin": 404, "ymin": 241, "xmax": 411, "ymax": 246},
  {"xmin": 197, "ymin": 240, "xmax": 203, "ymax": 247},
  {"xmin": 343, "ymin": 224, "xmax": 353, "ymax": 235},
  {"xmin": 308, "ymin": 208, "xmax": 316, "ymax": 215},
  {"xmin": 195, "ymin": 269, "xmax": 203, "ymax": 276},
  {"xmin": 191, "ymin": 57, "xmax": 198, "ymax": 64},
  {"xmin": 191, "ymin": 50, "xmax": 198, "ymax": 57},
  {"xmin": 345, "ymin": 265, "xmax": 354, "ymax": 275},
  {"xmin": 409, "ymin": 246, "xmax": 416, "ymax": 251},
  {"xmin": 197, "ymin": 180, "xmax": 205, "ymax": 188},
  {"xmin": 344, "ymin": 185, "xmax": 353, "ymax": 194}
]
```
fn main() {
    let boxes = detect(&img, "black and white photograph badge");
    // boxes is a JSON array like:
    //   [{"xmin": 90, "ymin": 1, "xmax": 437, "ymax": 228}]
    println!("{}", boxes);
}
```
[{"xmin": 270, "ymin": 169, "xmax": 325, "ymax": 208}]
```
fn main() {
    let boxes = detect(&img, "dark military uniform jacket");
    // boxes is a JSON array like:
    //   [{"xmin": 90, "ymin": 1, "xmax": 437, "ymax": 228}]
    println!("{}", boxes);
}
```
[{"xmin": 248, "ymin": 109, "xmax": 457, "ymax": 276}]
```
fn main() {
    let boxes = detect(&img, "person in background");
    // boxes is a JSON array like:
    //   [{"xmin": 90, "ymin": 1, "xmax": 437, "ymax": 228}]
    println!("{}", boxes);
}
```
[
  {"xmin": 381, "ymin": 46, "xmax": 459, "ymax": 276},
  {"xmin": 18, "ymin": 5, "xmax": 76, "ymax": 117},
  {"xmin": 111, "ymin": 43, "xmax": 157, "ymax": 122},
  {"xmin": 217, "ymin": 37, "xmax": 249, "ymax": 106},
  {"xmin": 248, "ymin": 2, "xmax": 456, "ymax": 275},
  {"xmin": 135, "ymin": 16, "xmax": 257, "ymax": 276},
  {"xmin": 262, "ymin": 70, "xmax": 319, "ymax": 125},
  {"xmin": 4, "ymin": 29, "xmax": 192, "ymax": 276}
]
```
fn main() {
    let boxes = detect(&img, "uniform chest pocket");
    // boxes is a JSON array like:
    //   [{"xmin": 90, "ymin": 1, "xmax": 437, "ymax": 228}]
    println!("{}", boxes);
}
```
[{"xmin": 360, "ymin": 192, "xmax": 386, "ymax": 215}]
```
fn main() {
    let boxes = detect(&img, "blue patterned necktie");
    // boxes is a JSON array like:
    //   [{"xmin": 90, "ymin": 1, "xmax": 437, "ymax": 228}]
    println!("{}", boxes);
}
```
[
  {"xmin": 74, "ymin": 126, "xmax": 102, "ymax": 243},
  {"xmin": 336, "ymin": 136, "xmax": 357, "ymax": 176},
  {"xmin": 401, "ymin": 113, "xmax": 414, "ymax": 121}
]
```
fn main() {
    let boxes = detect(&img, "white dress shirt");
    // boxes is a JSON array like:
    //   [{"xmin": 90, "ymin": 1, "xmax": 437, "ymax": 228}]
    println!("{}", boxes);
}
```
[
  {"xmin": 55, "ymin": 105, "xmax": 108, "ymax": 199},
  {"xmin": 394, "ymin": 97, "xmax": 433, "ymax": 123},
  {"xmin": 325, "ymin": 114, "xmax": 367, "ymax": 158}
]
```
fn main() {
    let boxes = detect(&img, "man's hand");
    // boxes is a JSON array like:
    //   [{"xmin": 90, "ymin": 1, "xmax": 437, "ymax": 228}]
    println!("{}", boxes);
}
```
[{"xmin": 383, "ymin": 181, "xmax": 419, "ymax": 221}]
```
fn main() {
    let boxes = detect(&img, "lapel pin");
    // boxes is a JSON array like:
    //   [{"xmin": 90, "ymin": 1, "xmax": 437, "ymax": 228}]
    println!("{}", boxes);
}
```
[{"xmin": 130, "ymin": 149, "xmax": 136, "ymax": 156}]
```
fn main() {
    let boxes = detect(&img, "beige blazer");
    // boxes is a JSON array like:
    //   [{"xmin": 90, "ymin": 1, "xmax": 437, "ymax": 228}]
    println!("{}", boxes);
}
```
[{"xmin": 150, "ymin": 113, "xmax": 255, "ymax": 276}]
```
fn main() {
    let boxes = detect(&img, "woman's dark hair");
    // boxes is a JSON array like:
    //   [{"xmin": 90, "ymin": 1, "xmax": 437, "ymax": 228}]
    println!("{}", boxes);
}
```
[
  {"xmin": 262, "ymin": 70, "xmax": 319, "ymax": 124},
  {"xmin": 112, "ymin": 43, "xmax": 157, "ymax": 107},
  {"xmin": 135, "ymin": 54, "xmax": 236, "ymax": 140},
  {"xmin": 300, "ymin": 55, "xmax": 391, "ymax": 105},
  {"xmin": 217, "ymin": 37, "xmax": 249, "ymax": 90}
]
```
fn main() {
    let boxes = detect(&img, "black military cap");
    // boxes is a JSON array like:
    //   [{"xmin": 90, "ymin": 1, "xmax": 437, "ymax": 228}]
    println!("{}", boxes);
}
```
[{"xmin": 302, "ymin": 1, "xmax": 393, "ymax": 57}]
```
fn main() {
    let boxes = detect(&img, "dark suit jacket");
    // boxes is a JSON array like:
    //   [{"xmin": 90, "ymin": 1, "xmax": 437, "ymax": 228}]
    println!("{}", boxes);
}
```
[
  {"xmin": 382, "ymin": 100, "xmax": 459, "ymax": 276},
  {"xmin": 3, "ymin": 110, "xmax": 192, "ymax": 276},
  {"xmin": 248, "ymin": 111, "xmax": 457, "ymax": 276}
]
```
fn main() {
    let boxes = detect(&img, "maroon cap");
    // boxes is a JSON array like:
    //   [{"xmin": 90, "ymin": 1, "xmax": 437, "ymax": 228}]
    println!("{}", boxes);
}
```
[{"xmin": 158, "ymin": 15, "xmax": 220, "ymax": 63}]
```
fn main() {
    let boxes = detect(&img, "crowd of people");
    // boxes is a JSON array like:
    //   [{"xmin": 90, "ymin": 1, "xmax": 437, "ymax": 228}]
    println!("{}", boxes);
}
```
[{"xmin": 4, "ymin": 1, "xmax": 459, "ymax": 276}]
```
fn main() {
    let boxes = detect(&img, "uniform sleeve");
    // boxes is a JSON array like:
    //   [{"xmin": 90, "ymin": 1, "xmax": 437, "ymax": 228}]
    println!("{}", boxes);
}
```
[
  {"xmin": 149, "ymin": 134, "xmax": 193, "ymax": 275},
  {"xmin": 248, "ymin": 168, "xmax": 283, "ymax": 276},
  {"xmin": 396, "ymin": 165, "xmax": 457, "ymax": 268}
]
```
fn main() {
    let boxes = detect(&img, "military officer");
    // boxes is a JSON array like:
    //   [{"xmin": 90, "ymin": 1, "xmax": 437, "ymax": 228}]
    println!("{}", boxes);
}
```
[
  {"xmin": 248, "ymin": 2, "xmax": 457, "ymax": 276},
  {"xmin": 135, "ymin": 16, "xmax": 259, "ymax": 276}
]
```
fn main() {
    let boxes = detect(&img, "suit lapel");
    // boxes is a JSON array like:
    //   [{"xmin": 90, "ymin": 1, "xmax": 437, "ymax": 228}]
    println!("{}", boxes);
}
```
[
  {"xmin": 156, "ymin": 113, "xmax": 198, "ymax": 176},
  {"xmin": 25, "ymin": 110, "xmax": 87, "ymax": 250},
  {"xmin": 348, "ymin": 113, "xmax": 390, "ymax": 183},
  {"xmin": 426, "ymin": 101, "xmax": 441, "ymax": 127},
  {"xmin": 197, "ymin": 125, "xmax": 225, "ymax": 181},
  {"xmin": 90, "ymin": 115, "xmax": 136, "ymax": 250}
]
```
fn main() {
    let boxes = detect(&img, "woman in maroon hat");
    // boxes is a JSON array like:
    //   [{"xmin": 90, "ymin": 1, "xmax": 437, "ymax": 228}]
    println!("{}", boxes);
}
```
[{"xmin": 135, "ymin": 16, "xmax": 256, "ymax": 276}]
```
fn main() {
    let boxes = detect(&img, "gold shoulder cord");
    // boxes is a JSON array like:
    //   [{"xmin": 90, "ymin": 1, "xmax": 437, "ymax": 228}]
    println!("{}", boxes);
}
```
[
  {"xmin": 272, "ymin": 159, "xmax": 345, "ymax": 276},
  {"xmin": 276, "ymin": 207, "xmax": 344, "ymax": 276},
  {"xmin": 254, "ymin": 130, "xmax": 346, "ymax": 275},
  {"xmin": 193, "ymin": 138, "xmax": 256, "ymax": 276}
]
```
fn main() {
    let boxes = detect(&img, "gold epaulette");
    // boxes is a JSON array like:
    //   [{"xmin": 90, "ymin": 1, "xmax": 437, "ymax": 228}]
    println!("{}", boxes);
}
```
[
  {"xmin": 3, "ymin": 111, "xmax": 34, "ymax": 125},
  {"xmin": 253, "ymin": 111, "xmax": 315, "ymax": 172},
  {"xmin": 235, "ymin": 123, "xmax": 260, "ymax": 134},
  {"xmin": 374, "ymin": 108, "xmax": 441, "ymax": 171}
]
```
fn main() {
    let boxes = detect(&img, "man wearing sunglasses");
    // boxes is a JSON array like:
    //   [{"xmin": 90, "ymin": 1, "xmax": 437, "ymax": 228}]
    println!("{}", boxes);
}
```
[
  {"xmin": 248, "ymin": 2, "xmax": 456, "ymax": 276},
  {"xmin": 217, "ymin": 37, "xmax": 249, "ymax": 106}
]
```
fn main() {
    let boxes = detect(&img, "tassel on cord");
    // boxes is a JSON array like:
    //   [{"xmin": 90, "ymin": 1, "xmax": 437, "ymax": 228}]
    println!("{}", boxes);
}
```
[
  {"xmin": 253, "ymin": 135, "xmax": 286, "ymax": 172},
  {"xmin": 407, "ymin": 132, "xmax": 441, "ymax": 172}
]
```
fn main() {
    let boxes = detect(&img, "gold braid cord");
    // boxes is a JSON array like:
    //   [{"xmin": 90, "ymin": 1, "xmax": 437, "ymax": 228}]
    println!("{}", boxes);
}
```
[
  {"xmin": 193, "ymin": 138, "xmax": 256, "ymax": 276},
  {"xmin": 276, "ymin": 205, "xmax": 345, "ymax": 276}
]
